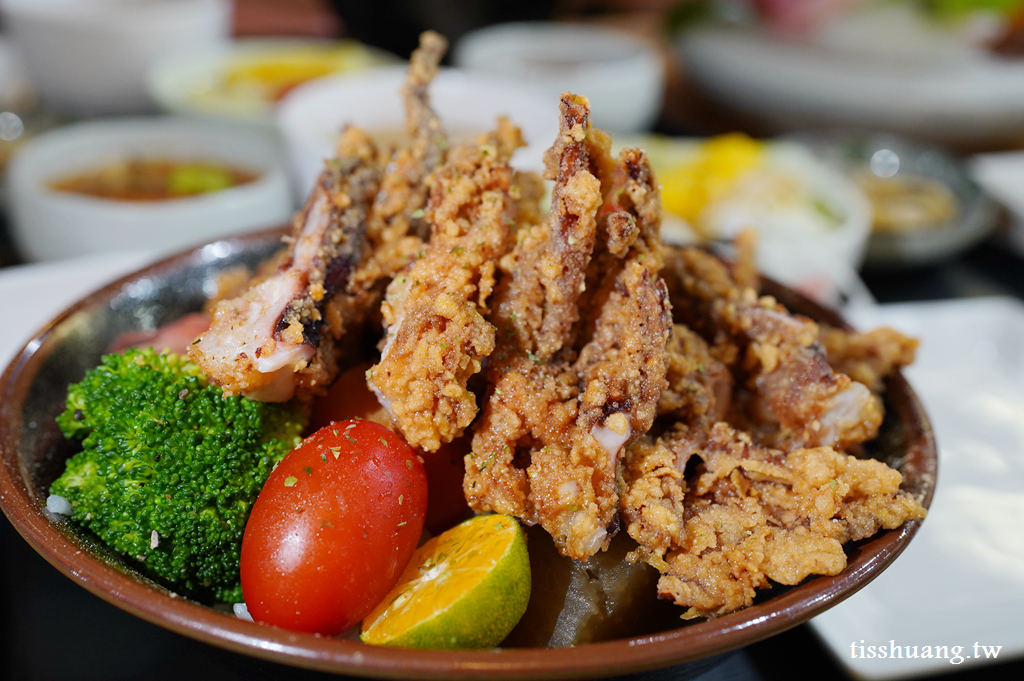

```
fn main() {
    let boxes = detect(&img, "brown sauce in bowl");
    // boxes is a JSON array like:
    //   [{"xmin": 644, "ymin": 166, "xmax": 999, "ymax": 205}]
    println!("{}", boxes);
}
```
[{"xmin": 50, "ymin": 159, "xmax": 260, "ymax": 201}]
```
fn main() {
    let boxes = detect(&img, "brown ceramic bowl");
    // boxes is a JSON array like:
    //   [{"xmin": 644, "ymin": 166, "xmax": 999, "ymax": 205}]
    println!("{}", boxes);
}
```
[{"xmin": 0, "ymin": 227, "xmax": 936, "ymax": 680}]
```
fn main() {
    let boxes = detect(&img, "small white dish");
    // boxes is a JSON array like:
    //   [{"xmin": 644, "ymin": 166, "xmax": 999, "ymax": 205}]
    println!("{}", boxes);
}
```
[
  {"xmin": 814, "ymin": 296, "xmax": 1024, "ymax": 679},
  {"xmin": 454, "ymin": 22, "xmax": 664, "ymax": 134},
  {"xmin": 147, "ymin": 37, "xmax": 398, "ymax": 128},
  {"xmin": 0, "ymin": 0, "xmax": 230, "ymax": 115},
  {"xmin": 791, "ymin": 130, "xmax": 1000, "ymax": 268},
  {"xmin": 7, "ymin": 117, "xmax": 294, "ymax": 262},
  {"xmin": 277, "ymin": 65, "xmax": 559, "ymax": 198}
]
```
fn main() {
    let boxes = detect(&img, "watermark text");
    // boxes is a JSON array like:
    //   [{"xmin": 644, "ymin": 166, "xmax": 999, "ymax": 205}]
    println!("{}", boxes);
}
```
[{"xmin": 850, "ymin": 640, "xmax": 1003, "ymax": 665}]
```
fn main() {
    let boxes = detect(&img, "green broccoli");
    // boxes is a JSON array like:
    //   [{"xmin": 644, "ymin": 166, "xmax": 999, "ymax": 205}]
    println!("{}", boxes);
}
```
[{"xmin": 50, "ymin": 348, "xmax": 305, "ymax": 603}]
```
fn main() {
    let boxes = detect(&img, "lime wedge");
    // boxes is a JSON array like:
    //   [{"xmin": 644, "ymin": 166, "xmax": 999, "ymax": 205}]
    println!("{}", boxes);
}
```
[{"xmin": 360, "ymin": 513, "xmax": 530, "ymax": 650}]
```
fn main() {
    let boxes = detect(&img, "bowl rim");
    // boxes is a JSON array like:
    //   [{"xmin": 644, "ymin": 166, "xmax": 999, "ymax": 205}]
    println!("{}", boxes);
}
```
[{"xmin": 0, "ymin": 227, "xmax": 937, "ymax": 680}]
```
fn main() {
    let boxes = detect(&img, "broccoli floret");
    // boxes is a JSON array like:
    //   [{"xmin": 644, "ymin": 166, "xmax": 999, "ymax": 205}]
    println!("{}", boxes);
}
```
[{"xmin": 51, "ymin": 348, "xmax": 305, "ymax": 603}]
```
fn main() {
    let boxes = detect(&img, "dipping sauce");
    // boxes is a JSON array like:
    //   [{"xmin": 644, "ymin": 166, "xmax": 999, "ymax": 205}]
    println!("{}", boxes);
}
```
[
  {"xmin": 852, "ymin": 170, "xmax": 959, "ymax": 234},
  {"xmin": 50, "ymin": 159, "xmax": 259, "ymax": 201}
]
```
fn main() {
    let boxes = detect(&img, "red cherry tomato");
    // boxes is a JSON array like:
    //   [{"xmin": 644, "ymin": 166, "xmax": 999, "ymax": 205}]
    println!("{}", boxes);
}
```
[
  {"xmin": 308, "ymin": 361, "xmax": 471, "ymax": 535},
  {"xmin": 240, "ymin": 420, "xmax": 427, "ymax": 635}
]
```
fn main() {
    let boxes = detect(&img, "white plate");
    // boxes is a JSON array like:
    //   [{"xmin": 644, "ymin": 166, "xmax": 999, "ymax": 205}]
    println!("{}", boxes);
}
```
[
  {"xmin": 811, "ymin": 296, "xmax": 1024, "ymax": 679},
  {"xmin": 677, "ymin": 25, "xmax": 1024, "ymax": 148}
]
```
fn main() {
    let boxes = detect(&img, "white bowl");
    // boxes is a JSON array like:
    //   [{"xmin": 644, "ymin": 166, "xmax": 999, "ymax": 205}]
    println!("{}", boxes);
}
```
[
  {"xmin": 0, "ymin": 0, "xmax": 230, "ymax": 115},
  {"xmin": 277, "ymin": 65, "xmax": 559, "ymax": 199},
  {"xmin": 7, "ymin": 118, "xmax": 294, "ymax": 262},
  {"xmin": 147, "ymin": 37, "xmax": 400, "ymax": 129},
  {"xmin": 454, "ymin": 22, "xmax": 664, "ymax": 134}
]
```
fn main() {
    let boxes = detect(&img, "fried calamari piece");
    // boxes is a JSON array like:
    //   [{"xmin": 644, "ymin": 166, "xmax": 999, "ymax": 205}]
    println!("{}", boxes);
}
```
[
  {"xmin": 731, "ymin": 228, "xmax": 759, "ymax": 291},
  {"xmin": 528, "ymin": 263, "xmax": 671, "ymax": 558},
  {"xmin": 466, "ymin": 93, "xmax": 602, "ymax": 532},
  {"xmin": 623, "ymin": 423, "xmax": 926, "ymax": 619},
  {"xmin": 577, "ymin": 146, "xmax": 664, "ymax": 343},
  {"xmin": 368, "ymin": 122, "xmax": 524, "ymax": 451},
  {"xmin": 524, "ymin": 93, "xmax": 604, "ymax": 359},
  {"xmin": 463, "ymin": 96, "xmax": 605, "ymax": 519},
  {"xmin": 329, "ymin": 30, "xmax": 450, "ymax": 337},
  {"xmin": 665, "ymin": 246, "xmax": 883, "ymax": 452},
  {"xmin": 467, "ymin": 96, "xmax": 671, "ymax": 559},
  {"xmin": 618, "ymin": 435, "xmax": 687, "ymax": 560},
  {"xmin": 189, "ymin": 126, "xmax": 382, "ymax": 402},
  {"xmin": 189, "ymin": 32, "xmax": 451, "ymax": 403},
  {"xmin": 571, "ymin": 263, "xmax": 671, "ymax": 462},
  {"xmin": 819, "ymin": 324, "xmax": 919, "ymax": 393},
  {"xmin": 469, "ymin": 261, "xmax": 671, "ymax": 560}
]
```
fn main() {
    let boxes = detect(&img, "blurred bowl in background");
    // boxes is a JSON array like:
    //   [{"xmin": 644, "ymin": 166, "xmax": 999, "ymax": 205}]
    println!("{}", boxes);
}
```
[
  {"xmin": 278, "ymin": 65, "xmax": 559, "ymax": 199},
  {"xmin": 7, "ymin": 117, "xmax": 294, "ymax": 262},
  {"xmin": 454, "ymin": 22, "xmax": 664, "ymax": 134},
  {"xmin": 0, "ymin": 0, "xmax": 230, "ymax": 115},
  {"xmin": 148, "ymin": 38, "xmax": 399, "ymax": 129},
  {"xmin": 676, "ymin": 24, "xmax": 1024, "ymax": 150},
  {"xmin": 790, "ymin": 130, "xmax": 1000, "ymax": 268}
]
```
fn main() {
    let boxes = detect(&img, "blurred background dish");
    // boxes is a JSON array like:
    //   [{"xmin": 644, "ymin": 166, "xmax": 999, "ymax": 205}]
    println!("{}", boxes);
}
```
[
  {"xmin": 148, "ymin": 37, "xmax": 399, "ymax": 128},
  {"xmin": 6, "ymin": 117, "xmax": 293, "ymax": 261},
  {"xmin": 277, "ymin": 65, "xmax": 559, "ymax": 199},
  {"xmin": 621, "ymin": 133, "xmax": 872, "ymax": 308},
  {"xmin": 454, "ymin": 21, "xmax": 664, "ymax": 134},
  {"xmin": 790, "ymin": 129, "xmax": 1000, "ymax": 268},
  {"xmin": 0, "ymin": 0, "xmax": 231, "ymax": 116},
  {"xmin": 674, "ymin": 4, "xmax": 1024, "ymax": 150}
]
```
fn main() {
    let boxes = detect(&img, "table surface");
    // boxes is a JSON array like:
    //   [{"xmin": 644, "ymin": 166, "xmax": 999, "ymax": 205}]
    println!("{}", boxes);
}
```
[{"xmin": 2, "ymin": 218, "xmax": 1024, "ymax": 681}]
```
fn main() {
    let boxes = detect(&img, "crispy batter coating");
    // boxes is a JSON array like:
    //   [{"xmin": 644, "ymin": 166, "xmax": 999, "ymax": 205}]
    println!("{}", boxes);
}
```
[
  {"xmin": 531, "ymin": 262, "xmax": 670, "ymax": 558},
  {"xmin": 330, "ymin": 31, "xmax": 450, "ymax": 338},
  {"xmin": 368, "ymin": 123, "xmax": 524, "ymax": 451},
  {"xmin": 529, "ymin": 93, "xmax": 603, "ymax": 359},
  {"xmin": 189, "ymin": 126, "xmax": 382, "ymax": 402},
  {"xmin": 466, "ymin": 95, "xmax": 672, "ymax": 559},
  {"xmin": 665, "ymin": 246, "xmax": 884, "ymax": 452},
  {"xmin": 623, "ymin": 422, "xmax": 926, "ymax": 619}
]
